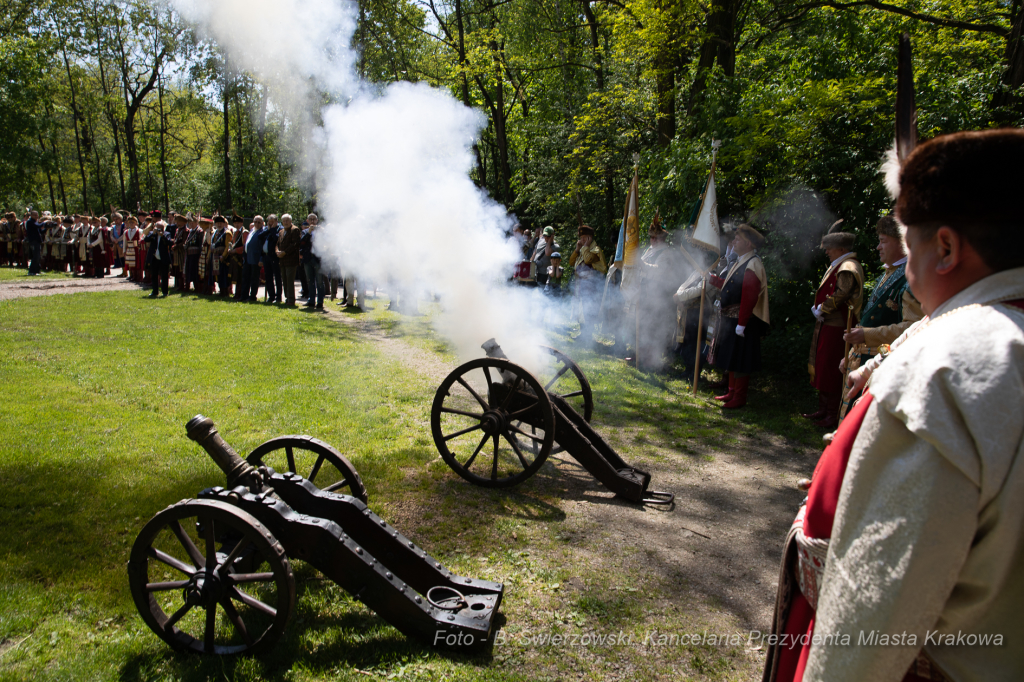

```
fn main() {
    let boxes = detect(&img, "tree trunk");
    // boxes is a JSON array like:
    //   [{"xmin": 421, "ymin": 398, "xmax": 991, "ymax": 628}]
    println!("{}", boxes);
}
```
[
  {"xmin": 87, "ymin": 107, "xmax": 107, "ymax": 210},
  {"xmin": 582, "ymin": 0, "xmax": 604, "ymax": 90},
  {"xmin": 47, "ymin": 127, "xmax": 69, "ymax": 214},
  {"xmin": 222, "ymin": 78, "xmax": 232, "ymax": 209},
  {"xmin": 39, "ymin": 134, "xmax": 57, "ymax": 213},
  {"xmin": 992, "ymin": 0, "xmax": 1024, "ymax": 119},
  {"xmin": 93, "ymin": 0, "xmax": 127, "ymax": 207},
  {"xmin": 455, "ymin": 0, "xmax": 487, "ymax": 184},
  {"xmin": 687, "ymin": 0, "xmax": 739, "ymax": 120},
  {"xmin": 655, "ymin": 53, "xmax": 676, "ymax": 146},
  {"xmin": 257, "ymin": 83, "xmax": 268, "ymax": 148},
  {"xmin": 59, "ymin": 39, "xmax": 90, "ymax": 211},
  {"xmin": 158, "ymin": 70, "xmax": 170, "ymax": 214},
  {"xmin": 234, "ymin": 89, "xmax": 245, "ymax": 208}
]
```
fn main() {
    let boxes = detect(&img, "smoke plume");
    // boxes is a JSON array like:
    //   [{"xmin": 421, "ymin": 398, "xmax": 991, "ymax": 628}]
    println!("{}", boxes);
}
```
[{"xmin": 168, "ymin": 0, "xmax": 565, "ymax": 367}]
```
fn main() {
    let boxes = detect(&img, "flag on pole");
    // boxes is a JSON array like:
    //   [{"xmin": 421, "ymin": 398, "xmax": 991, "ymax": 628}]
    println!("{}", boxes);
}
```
[
  {"xmin": 618, "ymin": 169, "xmax": 641, "ymax": 302},
  {"xmin": 689, "ymin": 141, "xmax": 721, "ymax": 254}
]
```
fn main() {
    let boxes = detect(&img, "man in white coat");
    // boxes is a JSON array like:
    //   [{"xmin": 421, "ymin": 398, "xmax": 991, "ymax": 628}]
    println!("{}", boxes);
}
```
[{"xmin": 802, "ymin": 128, "xmax": 1024, "ymax": 681}]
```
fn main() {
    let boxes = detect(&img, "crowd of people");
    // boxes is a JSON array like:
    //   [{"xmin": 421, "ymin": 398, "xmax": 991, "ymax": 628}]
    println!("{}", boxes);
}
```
[{"xmin": 0, "ymin": 209, "xmax": 367, "ymax": 309}]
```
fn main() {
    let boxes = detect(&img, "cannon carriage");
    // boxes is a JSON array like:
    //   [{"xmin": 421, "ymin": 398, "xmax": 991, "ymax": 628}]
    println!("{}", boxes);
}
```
[
  {"xmin": 430, "ymin": 341, "xmax": 673, "ymax": 505},
  {"xmin": 128, "ymin": 416, "xmax": 503, "ymax": 655}
]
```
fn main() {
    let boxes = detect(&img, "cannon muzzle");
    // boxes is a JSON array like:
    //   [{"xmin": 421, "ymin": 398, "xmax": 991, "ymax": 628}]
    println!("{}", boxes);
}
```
[{"xmin": 186, "ymin": 415, "xmax": 261, "ymax": 491}]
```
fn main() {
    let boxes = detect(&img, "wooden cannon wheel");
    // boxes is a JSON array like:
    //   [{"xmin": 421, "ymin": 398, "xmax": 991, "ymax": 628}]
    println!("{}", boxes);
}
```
[
  {"xmin": 246, "ymin": 436, "xmax": 368, "ymax": 503},
  {"xmin": 511, "ymin": 346, "xmax": 593, "ymax": 455},
  {"xmin": 431, "ymin": 357, "xmax": 555, "ymax": 488},
  {"xmin": 127, "ymin": 498, "xmax": 295, "ymax": 655}
]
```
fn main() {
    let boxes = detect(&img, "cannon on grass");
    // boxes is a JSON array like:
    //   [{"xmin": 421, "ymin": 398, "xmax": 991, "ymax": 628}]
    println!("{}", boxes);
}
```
[
  {"xmin": 430, "ymin": 341, "xmax": 673, "ymax": 505},
  {"xmin": 127, "ymin": 416, "xmax": 503, "ymax": 655}
]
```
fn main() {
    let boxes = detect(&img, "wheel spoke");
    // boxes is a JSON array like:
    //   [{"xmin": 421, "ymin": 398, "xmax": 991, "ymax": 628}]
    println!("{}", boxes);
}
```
[
  {"xmin": 544, "ymin": 363, "xmax": 571, "ymax": 391},
  {"xmin": 491, "ymin": 435, "xmax": 499, "ymax": 480},
  {"xmin": 560, "ymin": 390, "xmax": 585, "ymax": 399},
  {"xmin": 443, "ymin": 422, "xmax": 483, "ymax": 442},
  {"xmin": 216, "ymin": 536, "xmax": 252, "ymax": 576},
  {"xmin": 164, "ymin": 601, "xmax": 193, "ymax": 631},
  {"xmin": 323, "ymin": 480, "xmax": 351, "ymax": 493},
  {"xmin": 204, "ymin": 603, "xmax": 216, "ymax": 652},
  {"xmin": 308, "ymin": 454, "xmax": 325, "ymax": 483},
  {"xmin": 455, "ymin": 376, "xmax": 489, "ymax": 410},
  {"xmin": 502, "ymin": 432, "xmax": 531, "ymax": 469},
  {"xmin": 169, "ymin": 520, "xmax": 205, "ymax": 569},
  {"xmin": 508, "ymin": 423, "xmax": 546, "ymax": 443},
  {"xmin": 482, "ymin": 365, "xmax": 495, "ymax": 394},
  {"xmin": 440, "ymin": 406, "xmax": 484, "ymax": 419},
  {"xmin": 285, "ymin": 445, "xmax": 296, "ymax": 473},
  {"xmin": 219, "ymin": 597, "xmax": 253, "ymax": 646},
  {"xmin": 229, "ymin": 572, "xmax": 277, "ymax": 584},
  {"xmin": 146, "ymin": 580, "xmax": 189, "ymax": 592},
  {"xmin": 148, "ymin": 547, "xmax": 196, "ymax": 577},
  {"xmin": 463, "ymin": 432, "xmax": 489, "ymax": 469},
  {"xmin": 231, "ymin": 587, "xmax": 277, "ymax": 618},
  {"xmin": 507, "ymin": 401, "xmax": 539, "ymax": 420},
  {"xmin": 203, "ymin": 518, "xmax": 217, "ymax": 570},
  {"xmin": 499, "ymin": 375, "xmax": 523, "ymax": 410}
]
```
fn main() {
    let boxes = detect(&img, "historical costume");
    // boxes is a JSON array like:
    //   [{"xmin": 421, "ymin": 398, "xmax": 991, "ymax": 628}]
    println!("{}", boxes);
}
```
[
  {"xmin": 706, "ymin": 224, "xmax": 770, "ymax": 408},
  {"xmin": 228, "ymin": 215, "xmax": 247, "ymax": 297},
  {"xmin": 122, "ymin": 217, "xmax": 145, "ymax": 282},
  {"xmin": 210, "ymin": 216, "xmax": 231, "ymax": 296},
  {"xmin": 764, "ymin": 129, "xmax": 1024, "ymax": 682},
  {"xmin": 182, "ymin": 214, "xmax": 203, "ymax": 292},
  {"xmin": 568, "ymin": 224, "xmax": 608, "ymax": 339},
  {"xmin": 85, "ymin": 220, "xmax": 105, "ymax": 277},
  {"xmin": 197, "ymin": 216, "xmax": 214, "ymax": 294},
  {"xmin": 0, "ymin": 214, "xmax": 10, "ymax": 264},
  {"xmin": 804, "ymin": 222, "xmax": 863, "ymax": 428}
]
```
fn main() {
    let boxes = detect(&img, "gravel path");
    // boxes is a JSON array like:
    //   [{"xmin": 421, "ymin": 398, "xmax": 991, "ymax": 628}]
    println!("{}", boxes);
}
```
[{"xmin": 0, "ymin": 270, "xmax": 144, "ymax": 301}]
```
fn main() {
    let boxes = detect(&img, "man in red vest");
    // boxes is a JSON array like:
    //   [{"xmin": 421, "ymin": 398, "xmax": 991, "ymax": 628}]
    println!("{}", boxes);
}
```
[
  {"xmin": 803, "ymin": 222, "xmax": 864, "ymax": 429},
  {"xmin": 762, "ymin": 128, "xmax": 1024, "ymax": 682}
]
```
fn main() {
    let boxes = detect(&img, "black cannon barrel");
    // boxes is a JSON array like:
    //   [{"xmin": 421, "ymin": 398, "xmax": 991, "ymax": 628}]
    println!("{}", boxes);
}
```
[{"xmin": 186, "ymin": 415, "xmax": 258, "ymax": 489}]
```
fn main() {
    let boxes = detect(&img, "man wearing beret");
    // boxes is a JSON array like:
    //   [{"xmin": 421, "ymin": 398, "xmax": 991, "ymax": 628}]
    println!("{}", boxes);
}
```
[
  {"xmin": 804, "ymin": 221, "xmax": 864, "ymax": 429},
  {"xmin": 763, "ymin": 128, "xmax": 1024, "ymax": 682}
]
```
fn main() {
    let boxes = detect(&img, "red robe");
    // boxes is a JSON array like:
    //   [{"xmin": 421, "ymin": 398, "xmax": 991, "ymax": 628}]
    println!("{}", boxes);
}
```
[{"xmin": 810, "ymin": 269, "xmax": 847, "ymax": 394}]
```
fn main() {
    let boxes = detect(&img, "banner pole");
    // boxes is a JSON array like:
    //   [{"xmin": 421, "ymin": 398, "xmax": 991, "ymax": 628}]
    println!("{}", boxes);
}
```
[{"xmin": 692, "ymin": 278, "xmax": 706, "ymax": 395}]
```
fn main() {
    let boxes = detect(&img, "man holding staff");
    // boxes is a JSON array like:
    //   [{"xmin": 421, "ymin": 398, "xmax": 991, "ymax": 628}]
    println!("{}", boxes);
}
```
[{"xmin": 705, "ymin": 224, "xmax": 770, "ymax": 408}]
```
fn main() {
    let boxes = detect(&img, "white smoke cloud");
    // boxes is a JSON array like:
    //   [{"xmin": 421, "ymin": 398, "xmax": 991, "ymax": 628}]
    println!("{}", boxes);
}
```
[{"xmin": 167, "ymin": 0, "xmax": 564, "ymax": 368}]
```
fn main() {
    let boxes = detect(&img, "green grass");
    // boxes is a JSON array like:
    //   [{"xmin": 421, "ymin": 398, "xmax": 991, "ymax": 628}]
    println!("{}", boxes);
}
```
[
  {"xmin": 0, "ymin": 263, "xmax": 76, "ymax": 281},
  {"xmin": 0, "ymin": 290, "xmax": 817, "ymax": 681}
]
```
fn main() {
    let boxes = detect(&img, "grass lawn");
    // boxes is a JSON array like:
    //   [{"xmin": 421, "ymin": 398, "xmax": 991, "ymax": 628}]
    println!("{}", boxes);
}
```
[
  {"xmin": 0, "ymin": 289, "xmax": 822, "ymax": 681},
  {"xmin": 0, "ymin": 264, "xmax": 77, "ymax": 281}
]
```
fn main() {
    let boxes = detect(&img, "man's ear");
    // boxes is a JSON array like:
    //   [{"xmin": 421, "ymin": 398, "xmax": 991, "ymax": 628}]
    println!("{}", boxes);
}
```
[{"xmin": 934, "ymin": 226, "xmax": 961, "ymax": 276}]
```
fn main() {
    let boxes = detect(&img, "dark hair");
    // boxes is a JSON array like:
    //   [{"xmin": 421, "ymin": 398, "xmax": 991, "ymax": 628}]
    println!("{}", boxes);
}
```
[{"xmin": 897, "ymin": 128, "xmax": 1024, "ymax": 272}]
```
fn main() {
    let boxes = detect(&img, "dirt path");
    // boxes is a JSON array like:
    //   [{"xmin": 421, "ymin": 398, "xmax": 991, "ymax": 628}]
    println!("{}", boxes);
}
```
[{"xmin": 0, "ymin": 271, "xmax": 144, "ymax": 301}]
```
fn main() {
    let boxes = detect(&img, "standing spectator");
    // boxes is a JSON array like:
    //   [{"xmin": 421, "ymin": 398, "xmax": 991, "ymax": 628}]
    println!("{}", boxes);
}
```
[
  {"xmin": 122, "ymin": 215, "xmax": 145, "ymax": 282},
  {"xmin": 25, "ymin": 210, "xmax": 44, "ymax": 275},
  {"xmin": 144, "ymin": 220, "xmax": 171, "ymax": 297},
  {"xmin": 300, "ymin": 214, "xmax": 324, "ymax": 309},
  {"xmin": 241, "ymin": 215, "xmax": 266, "ymax": 302},
  {"xmin": 211, "ymin": 215, "xmax": 231, "ymax": 296},
  {"xmin": 531, "ymin": 226, "xmax": 560, "ymax": 285},
  {"xmin": 229, "ymin": 214, "xmax": 248, "ymax": 300},
  {"xmin": 263, "ymin": 214, "xmax": 282, "ymax": 303},
  {"xmin": 110, "ymin": 211, "xmax": 125, "ymax": 271},
  {"xmin": 275, "ymin": 214, "xmax": 301, "ymax": 306},
  {"xmin": 568, "ymin": 224, "xmax": 607, "ymax": 341}
]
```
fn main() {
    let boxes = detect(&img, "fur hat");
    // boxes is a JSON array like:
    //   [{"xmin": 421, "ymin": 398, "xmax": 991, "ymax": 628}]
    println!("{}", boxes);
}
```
[
  {"xmin": 174, "ymin": 212, "xmax": 188, "ymax": 223},
  {"xmin": 62, "ymin": 215, "xmax": 73, "ymax": 225},
  {"xmin": 875, "ymin": 215, "xmax": 901, "ymax": 238},
  {"xmin": 232, "ymin": 213, "xmax": 244, "ymax": 225},
  {"xmin": 199, "ymin": 215, "xmax": 215, "ymax": 226},
  {"xmin": 735, "ymin": 223, "xmax": 765, "ymax": 249},
  {"xmin": 896, "ymin": 128, "xmax": 1024, "ymax": 228},
  {"xmin": 820, "ymin": 219, "xmax": 856, "ymax": 251},
  {"xmin": 578, "ymin": 224, "xmax": 595, "ymax": 237},
  {"xmin": 213, "ymin": 215, "xmax": 228, "ymax": 225}
]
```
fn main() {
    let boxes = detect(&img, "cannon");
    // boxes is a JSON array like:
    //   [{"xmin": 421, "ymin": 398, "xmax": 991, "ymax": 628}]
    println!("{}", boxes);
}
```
[
  {"xmin": 127, "ymin": 416, "xmax": 503, "ymax": 655},
  {"xmin": 430, "ymin": 341, "xmax": 674, "ymax": 505}
]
